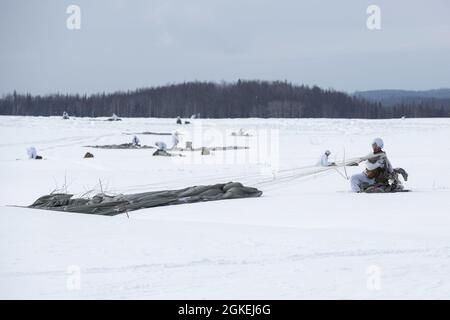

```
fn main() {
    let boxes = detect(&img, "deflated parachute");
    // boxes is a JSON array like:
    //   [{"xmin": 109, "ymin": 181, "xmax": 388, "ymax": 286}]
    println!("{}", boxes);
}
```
[
  {"xmin": 28, "ymin": 182, "xmax": 262, "ymax": 216},
  {"xmin": 84, "ymin": 143, "xmax": 154, "ymax": 149}
]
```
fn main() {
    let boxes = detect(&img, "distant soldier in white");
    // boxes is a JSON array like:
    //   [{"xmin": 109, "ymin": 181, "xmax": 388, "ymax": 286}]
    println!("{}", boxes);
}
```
[
  {"xmin": 27, "ymin": 146, "xmax": 43, "ymax": 160},
  {"xmin": 62, "ymin": 111, "xmax": 69, "ymax": 119},
  {"xmin": 171, "ymin": 131, "xmax": 180, "ymax": 149},
  {"xmin": 132, "ymin": 136, "xmax": 140, "ymax": 146},
  {"xmin": 176, "ymin": 116, "xmax": 182, "ymax": 125},
  {"xmin": 154, "ymin": 141, "xmax": 167, "ymax": 151},
  {"xmin": 350, "ymin": 138, "xmax": 397, "ymax": 193},
  {"xmin": 317, "ymin": 150, "xmax": 335, "ymax": 167},
  {"xmin": 153, "ymin": 141, "xmax": 173, "ymax": 156},
  {"xmin": 107, "ymin": 113, "xmax": 121, "ymax": 121}
]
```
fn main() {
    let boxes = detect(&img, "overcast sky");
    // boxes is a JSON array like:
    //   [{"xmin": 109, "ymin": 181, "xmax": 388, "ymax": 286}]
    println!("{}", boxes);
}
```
[{"xmin": 1, "ymin": 0, "xmax": 449, "ymax": 95}]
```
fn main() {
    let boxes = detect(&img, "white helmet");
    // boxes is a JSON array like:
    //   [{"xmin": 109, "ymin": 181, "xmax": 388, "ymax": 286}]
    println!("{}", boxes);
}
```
[{"xmin": 372, "ymin": 137, "xmax": 384, "ymax": 149}]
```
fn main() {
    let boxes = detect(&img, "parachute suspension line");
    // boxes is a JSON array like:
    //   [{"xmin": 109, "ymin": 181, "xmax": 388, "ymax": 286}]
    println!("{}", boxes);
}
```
[
  {"xmin": 276, "ymin": 163, "xmax": 322, "ymax": 173},
  {"xmin": 333, "ymin": 167, "xmax": 348, "ymax": 180},
  {"xmin": 249, "ymin": 153, "xmax": 371, "ymax": 189},
  {"xmin": 255, "ymin": 167, "xmax": 335, "ymax": 192},
  {"xmin": 343, "ymin": 147, "xmax": 349, "ymax": 180},
  {"xmin": 117, "ymin": 153, "xmax": 369, "ymax": 194},
  {"xmin": 250, "ymin": 165, "xmax": 337, "ymax": 188},
  {"xmin": 241, "ymin": 153, "xmax": 373, "ymax": 189}
]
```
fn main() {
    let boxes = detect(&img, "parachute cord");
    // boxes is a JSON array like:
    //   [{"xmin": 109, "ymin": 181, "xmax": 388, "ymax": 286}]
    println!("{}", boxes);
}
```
[
  {"xmin": 343, "ymin": 147, "xmax": 349, "ymax": 180},
  {"xmin": 333, "ymin": 167, "xmax": 348, "ymax": 180}
]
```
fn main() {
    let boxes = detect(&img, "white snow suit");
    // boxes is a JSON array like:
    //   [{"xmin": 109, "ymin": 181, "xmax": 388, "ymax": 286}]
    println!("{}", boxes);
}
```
[
  {"xmin": 317, "ymin": 153, "xmax": 332, "ymax": 167},
  {"xmin": 172, "ymin": 133, "xmax": 180, "ymax": 149},
  {"xmin": 350, "ymin": 151, "xmax": 393, "ymax": 192}
]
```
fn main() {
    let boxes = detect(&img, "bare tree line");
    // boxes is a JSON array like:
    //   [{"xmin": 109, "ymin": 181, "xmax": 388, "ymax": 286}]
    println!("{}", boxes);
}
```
[{"xmin": 1, "ymin": 80, "xmax": 449, "ymax": 118}]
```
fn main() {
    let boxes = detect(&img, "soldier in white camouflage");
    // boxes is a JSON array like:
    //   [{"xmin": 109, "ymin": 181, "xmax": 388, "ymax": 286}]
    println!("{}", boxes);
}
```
[{"xmin": 351, "ymin": 138, "xmax": 408, "ymax": 193}]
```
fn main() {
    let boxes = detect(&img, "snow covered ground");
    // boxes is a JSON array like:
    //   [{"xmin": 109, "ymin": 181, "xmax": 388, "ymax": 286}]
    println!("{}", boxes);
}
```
[{"xmin": 0, "ymin": 116, "xmax": 449, "ymax": 299}]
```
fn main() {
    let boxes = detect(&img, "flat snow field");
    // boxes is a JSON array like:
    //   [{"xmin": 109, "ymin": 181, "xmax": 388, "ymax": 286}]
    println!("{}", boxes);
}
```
[{"xmin": 0, "ymin": 116, "xmax": 449, "ymax": 299}]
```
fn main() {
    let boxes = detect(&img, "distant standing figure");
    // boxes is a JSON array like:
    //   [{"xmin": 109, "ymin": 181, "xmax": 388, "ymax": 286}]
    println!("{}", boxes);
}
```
[
  {"xmin": 27, "ymin": 146, "xmax": 37, "ymax": 159},
  {"xmin": 172, "ymin": 132, "xmax": 180, "ymax": 149},
  {"xmin": 27, "ymin": 146, "xmax": 42, "ymax": 160},
  {"xmin": 317, "ymin": 150, "xmax": 335, "ymax": 167},
  {"xmin": 132, "ymin": 136, "xmax": 140, "ymax": 146},
  {"xmin": 176, "ymin": 116, "xmax": 182, "ymax": 125}
]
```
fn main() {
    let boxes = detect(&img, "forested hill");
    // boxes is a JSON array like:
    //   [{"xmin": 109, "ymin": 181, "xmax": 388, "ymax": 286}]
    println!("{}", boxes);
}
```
[
  {"xmin": 354, "ymin": 89, "xmax": 450, "ymax": 108},
  {"xmin": 1, "ymin": 81, "xmax": 449, "ymax": 118}
]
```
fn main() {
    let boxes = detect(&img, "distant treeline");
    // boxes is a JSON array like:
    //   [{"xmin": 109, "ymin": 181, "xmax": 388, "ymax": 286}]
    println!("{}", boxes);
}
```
[{"xmin": 1, "ymin": 80, "xmax": 449, "ymax": 118}]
